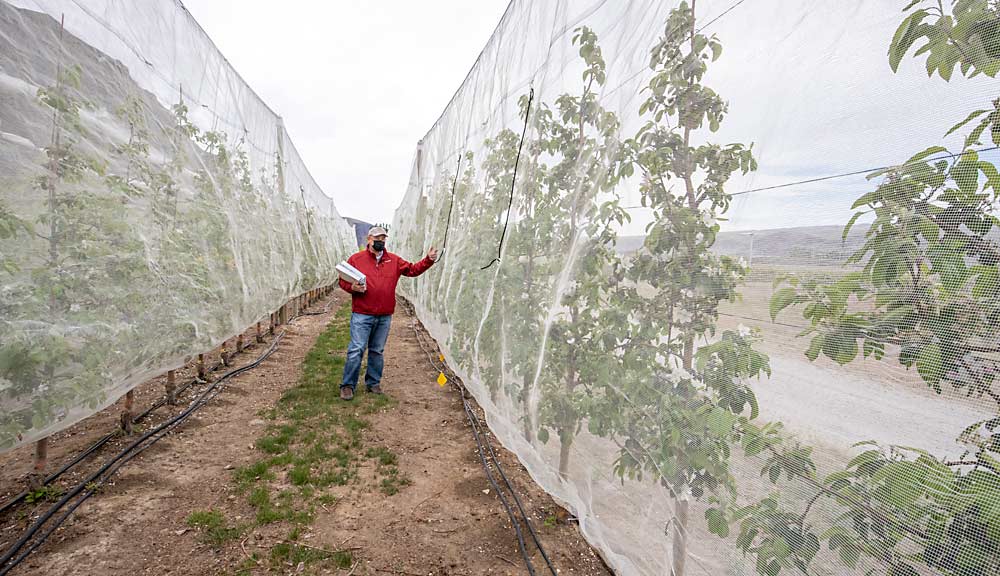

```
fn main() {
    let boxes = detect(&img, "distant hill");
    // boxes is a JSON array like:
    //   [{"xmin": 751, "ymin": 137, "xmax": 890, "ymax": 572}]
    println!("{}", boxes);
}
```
[
  {"xmin": 617, "ymin": 225, "xmax": 869, "ymax": 266},
  {"xmin": 343, "ymin": 217, "xmax": 371, "ymax": 249}
]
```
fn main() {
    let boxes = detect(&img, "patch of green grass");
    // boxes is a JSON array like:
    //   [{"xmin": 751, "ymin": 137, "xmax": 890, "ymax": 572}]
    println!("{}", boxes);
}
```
[
  {"xmin": 225, "ymin": 303, "xmax": 412, "ymax": 568},
  {"xmin": 365, "ymin": 446, "xmax": 397, "ymax": 466},
  {"xmin": 24, "ymin": 485, "xmax": 63, "ymax": 504},
  {"xmin": 378, "ymin": 466, "xmax": 412, "ymax": 496},
  {"xmin": 544, "ymin": 515, "xmax": 558, "ymax": 527},
  {"xmin": 186, "ymin": 509, "xmax": 245, "ymax": 548},
  {"xmin": 232, "ymin": 553, "xmax": 260, "ymax": 576},
  {"xmin": 233, "ymin": 460, "xmax": 274, "ymax": 491},
  {"xmin": 289, "ymin": 463, "xmax": 312, "ymax": 486},
  {"xmin": 316, "ymin": 468, "xmax": 352, "ymax": 487},
  {"xmin": 249, "ymin": 487, "xmax": 270, "ymax": 508},
  {"xmin": 269, "ymin": 542, "xmax": 353, "ymax": 570},
  {"xmin": 255, "ymin": 424, "xmax": 297, "ymax": 454}
]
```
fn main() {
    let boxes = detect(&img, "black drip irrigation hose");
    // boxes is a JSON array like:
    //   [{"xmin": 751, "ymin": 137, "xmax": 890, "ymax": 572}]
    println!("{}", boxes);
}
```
[
  {"xmin": 400, "ymin": 298, "xmax": 557, "ymax": 576},
  {"xmin": 0, "ymin": 330, "xmax": 287, "ymax": 575},
  {"xmin": 0, "ymin": 358, "xmax": 224, "ymax": 517},
  {"xmin": 0, "ymin": 290, "xmax": 333, "ymax": 514},
  {"xmin": 0, "ymin": 294, "xmax": 334, "ymax": 575}
]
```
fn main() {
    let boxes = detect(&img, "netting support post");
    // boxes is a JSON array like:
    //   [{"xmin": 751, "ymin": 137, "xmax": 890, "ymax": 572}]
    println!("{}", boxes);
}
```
[
  {"xmin": 269, "ymin": 312, "xmax": 275, "ymax": 335},
  {"xmin": 120, "ymin": 390, "xmax": 134, "ymax": 434},
  {"xmin": 256, "ymin": 321, "xmax": 263, "ymax": 344},
  {"xmin": 221, "ymin": 341, "xmax": 231, "ymax": 367},
  {"xmin": 29, "ymin": 438, "xmax": 48, "ymax": 490},
  {"xmin": 166, "ymin": 370, "xmax": 177, "ymax": 406},
  {"xmin": 236, "ymin": 334, "xmax": 244, "ymax": 354},
  {"xmin": 197, "ymin": 353, "xmax": 206, "ymax": 380}
]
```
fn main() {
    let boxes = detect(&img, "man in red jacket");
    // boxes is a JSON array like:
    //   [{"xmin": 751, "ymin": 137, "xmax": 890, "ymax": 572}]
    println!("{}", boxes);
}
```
[{"xmin": 338, "ymin": 225, "xmax": 438, "ymax": 400}]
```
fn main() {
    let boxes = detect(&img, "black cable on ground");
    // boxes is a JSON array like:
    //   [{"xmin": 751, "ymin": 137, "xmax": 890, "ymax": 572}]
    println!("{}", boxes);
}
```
[
  {"xmin": 0, "ymin": 291, "xmax": 336, "ymax": 575},
  {"xmin": 400, "ymin": 297, "xmax": 557, "ymax": 576},
  {"xmin": 0, "ymin": 330, "xmax": 287, "ymax": 575},
  {"xmin": 0, "ymin": 291, "xmax": 329, "ymax": 514},
  {"xmin": 0, "ymin": 353, "xmax": 220, "ymax": 515},
  {"xmin": 0, "ymin": 363, "xmax": 214, "ymax": 516},
  {"xmin": 481, "ymin": 87, "xmax": 534, "ymax": 271}
]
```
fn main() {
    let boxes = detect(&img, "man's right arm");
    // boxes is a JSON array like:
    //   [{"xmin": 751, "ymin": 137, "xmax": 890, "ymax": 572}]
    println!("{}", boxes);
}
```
[{"xmin": 339, "ymin": 254, "xmax": 362, "ymax": 294}]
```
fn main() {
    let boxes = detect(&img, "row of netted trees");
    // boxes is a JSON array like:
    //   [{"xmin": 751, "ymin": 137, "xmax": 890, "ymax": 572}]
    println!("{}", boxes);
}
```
[
  {"xmin": 398, "ymin": 1, "xmax": 1000, "ymax": 575},
  {"xmin": 0, "ymin": 32, "xmax": 350, "ymax": 452}
]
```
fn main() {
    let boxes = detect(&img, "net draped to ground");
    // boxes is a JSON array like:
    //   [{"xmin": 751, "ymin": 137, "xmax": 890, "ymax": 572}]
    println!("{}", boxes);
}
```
[
  {"xmin": 0, "ymin": 1, "xmax": 355, "ymax": 452},
  {"xmin": 392, "ymin": 1, "xmax": 1000, "ymax": 575}
]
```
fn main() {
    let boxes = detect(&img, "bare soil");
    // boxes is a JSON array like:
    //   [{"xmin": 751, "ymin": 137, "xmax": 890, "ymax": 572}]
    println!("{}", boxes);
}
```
[{"xmin": 0, "ymin": 290, "xmax": 611, "ymax": 576}]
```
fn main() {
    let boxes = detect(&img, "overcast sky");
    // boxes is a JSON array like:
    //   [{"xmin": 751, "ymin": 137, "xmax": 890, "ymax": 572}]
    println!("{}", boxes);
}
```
[{"xmin": 181, "ymin": 0, "xmax": 509, "ymax": 227}]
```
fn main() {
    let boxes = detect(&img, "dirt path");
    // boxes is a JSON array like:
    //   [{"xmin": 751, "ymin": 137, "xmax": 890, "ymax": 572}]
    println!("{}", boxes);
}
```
[{"xmin": 0, "ymin": 292, "xmax": 610, "ymax": 576}]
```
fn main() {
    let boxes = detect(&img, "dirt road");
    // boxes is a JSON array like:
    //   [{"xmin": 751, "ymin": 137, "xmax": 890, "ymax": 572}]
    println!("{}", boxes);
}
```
[{"xmin": 0, "ymin": 292, "xmax": 608, "ymax": 575}]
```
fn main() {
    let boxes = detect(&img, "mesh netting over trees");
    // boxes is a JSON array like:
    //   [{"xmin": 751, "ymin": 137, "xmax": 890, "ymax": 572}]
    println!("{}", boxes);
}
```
[
  {"xmin": 0, "ymin": 0, "xmax": 356, "ymax": 452},
  {"xmin": 393, "ymin": 1, "xmax": 1000, "ymax": 574}
]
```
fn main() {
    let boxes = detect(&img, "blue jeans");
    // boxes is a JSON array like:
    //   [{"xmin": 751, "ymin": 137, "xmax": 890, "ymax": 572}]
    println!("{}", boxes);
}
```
[{"xmin": 342, "ymin": 313, "xmax": 392, "ymax": 390}]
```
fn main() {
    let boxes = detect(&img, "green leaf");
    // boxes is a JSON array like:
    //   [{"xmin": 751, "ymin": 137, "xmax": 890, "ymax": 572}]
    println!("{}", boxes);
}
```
[
  {"xmin": 705, "ymin": 508, "xmax": 729, "ymax": 537},
  {"xmin": 706, "ymin": 408, "xmax": 738, "ymax": 437},
  {"xmin": 805, "ymin": 335, "xmax": 824, "ymax": 362},
  {"xmin": 916, "ymin": 343, "xmax": 943, "ymax": 385},
  {"xmin": 769, "ymin": 288, "xmax": 799, "ymax": 321},
  {"xmin": 946, "ymin": 108, "xmax": 990, "ymax": 137},
  {"xmin": 822, "ymin": 328, "xmax": 859, "ymax": 365},
  {"xmin": 842, "ymin": 211, "xmax": 864, "ymax": 240},
  {"xmin": 951, "ymin": 155, "xmax": 980, "ymax": 194},
  {"xmin": 890, "ymin": 10, "xmax": 929, "ymax": 72},
  {"xmin": 906, "ymin": 145, "xmax": 948, "ymax": 164},
  {"xmin": 537, "ymin": 427, "xmax": 550, "ymax": 444},
  {"xmin": 710, "ymin": 41, "xmax": 722, "ymax": 62}
]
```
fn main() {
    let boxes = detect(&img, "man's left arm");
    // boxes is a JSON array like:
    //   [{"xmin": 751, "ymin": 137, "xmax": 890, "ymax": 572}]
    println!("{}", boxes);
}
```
[{"xmin": 399, "ymin": 247, "xmax": 438, "ymax": 277}]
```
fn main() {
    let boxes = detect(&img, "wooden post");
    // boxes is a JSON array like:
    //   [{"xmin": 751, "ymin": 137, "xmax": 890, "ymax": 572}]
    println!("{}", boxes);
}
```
[
  {"xmin": 29, "ymin": 438, "xmax": 48, "ymax": 490},
  {"xmin": 120, "ymin": 390, "xmax": 134, "ymax": 434},
  {"xmin": 166, "ymin": 370, "xmax": 177, "ymax": 405},
  {"xmin": 197, "ymin": 353, "xmax": 206, "ymax": 379},
  {"xmin": 221, "ymin": 341, "xmax": 231, "ymax": 367},
  {"xmin": 256, "ymin": 321, "xmax": 263, "ymax": 343},
  {"xmin": 269, "ymin": 312, "xmax": 275, "ymax": 335},
  {"xmin": 236, "ymin": 334, "xmax": 244, "ymax": 354}
]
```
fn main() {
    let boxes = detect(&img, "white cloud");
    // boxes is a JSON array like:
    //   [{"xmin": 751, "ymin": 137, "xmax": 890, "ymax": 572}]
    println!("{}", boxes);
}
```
[{"xmin": 182, "ymin": 0, "xmax": 509, "ymax": 226}]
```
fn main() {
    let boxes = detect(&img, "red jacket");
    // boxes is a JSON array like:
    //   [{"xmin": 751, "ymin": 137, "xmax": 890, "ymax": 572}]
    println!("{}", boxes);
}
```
[{"xmin": 338, "ymin": 249, "xmax": 434, "ymax": 315}]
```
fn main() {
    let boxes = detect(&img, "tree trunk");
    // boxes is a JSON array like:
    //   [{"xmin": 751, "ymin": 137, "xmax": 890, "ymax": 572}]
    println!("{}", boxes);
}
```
[
  {"xmin": 558, "ymin": 430, "xmax": 574, "ymax": 480},
  {"xmin": 671, "ymin": 498, "xmax": 689, "ymax": 576}
]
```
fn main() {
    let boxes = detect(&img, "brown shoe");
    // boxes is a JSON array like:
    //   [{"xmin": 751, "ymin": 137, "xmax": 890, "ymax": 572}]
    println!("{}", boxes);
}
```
[
  {"xmin": 367, "ymin": 384, "xmax": 383, "ymax": 395},
  {"xmin": 340, "ymin": 386, "xmax": 354, "ymax": 401}
]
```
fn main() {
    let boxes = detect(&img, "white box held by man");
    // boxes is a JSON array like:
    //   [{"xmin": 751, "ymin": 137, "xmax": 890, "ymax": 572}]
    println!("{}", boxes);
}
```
[{"xmin": 336, "ymin": 261, "xmax": 366, "ymax": 285}]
